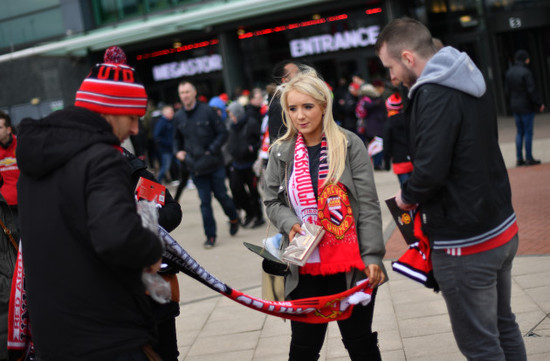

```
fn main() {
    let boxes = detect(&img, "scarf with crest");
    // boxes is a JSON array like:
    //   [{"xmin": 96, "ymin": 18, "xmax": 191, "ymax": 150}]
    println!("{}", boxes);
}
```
[{"xmin": 288, "ymin": 133, "xmax": 365, "ymax": 275}]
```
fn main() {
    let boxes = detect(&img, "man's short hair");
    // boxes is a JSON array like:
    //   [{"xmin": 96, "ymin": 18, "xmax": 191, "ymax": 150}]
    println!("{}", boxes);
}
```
[
  {"xmin": 178, "ymin": 80, "xmax": 196, "ymax": 91},
  {"xmin": 375, "ymin": 17, "xmax": 436, "ymax": 60},
  {"xmin": 0, "ymin": 110, "xmax": 11, "ymax": 128},
  {"xmin": 514, "ymin": 49, "xmax": 529, "ymax": 62},
  {"xmin": 271, "ymin": 60, "xmax": 299, "ymax": 84}
]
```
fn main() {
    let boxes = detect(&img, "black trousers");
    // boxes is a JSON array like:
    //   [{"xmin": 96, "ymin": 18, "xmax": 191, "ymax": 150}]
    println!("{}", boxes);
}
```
[
  {"xmin": 289, "ymin": 273, "xmax": 378, "ymax": 358},
  {"xmin": 229, "ymin": 166, "xmax": 262, "ymax": 220}
]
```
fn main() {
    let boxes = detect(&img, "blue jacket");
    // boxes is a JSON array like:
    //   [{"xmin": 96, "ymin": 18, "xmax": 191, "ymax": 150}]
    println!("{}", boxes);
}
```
[{"xmin": 153, "ymin": 115, "xmax": 174, "ymax": 153}]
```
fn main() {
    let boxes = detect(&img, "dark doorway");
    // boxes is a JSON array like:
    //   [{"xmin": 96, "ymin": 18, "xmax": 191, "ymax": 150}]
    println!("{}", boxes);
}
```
[{"xmin": 495, "ymin": 27, "xmax": 550, "ymax": 114}]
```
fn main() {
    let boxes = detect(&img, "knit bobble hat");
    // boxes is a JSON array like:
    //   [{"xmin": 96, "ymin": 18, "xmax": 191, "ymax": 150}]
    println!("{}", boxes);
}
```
[
  {"xmin": 227, "ymin": 101, "xmax": 245, "ymax": 121},
  {"xmin": 74, "ymin": 46, "xmax": 148, "ymax": 116},
  {"xmin": 385, "ymin": 93, "xmax": 403, "ymax": 111}
]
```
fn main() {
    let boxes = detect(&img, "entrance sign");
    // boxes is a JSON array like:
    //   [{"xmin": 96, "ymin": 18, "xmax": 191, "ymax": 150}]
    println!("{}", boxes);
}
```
[
  {"xmin": 152, "ymin": 54, "xmax": 223, "ymax": 81},
  {"xmin": 290, "ymin": 25, "xmax": 380, "ymax": 58}
]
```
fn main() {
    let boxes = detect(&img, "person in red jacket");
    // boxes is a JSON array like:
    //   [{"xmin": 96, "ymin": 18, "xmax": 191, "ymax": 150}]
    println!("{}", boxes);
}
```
[{"xmin": 0, "ymin": 111, "xmax": 19, "ymax": 221}]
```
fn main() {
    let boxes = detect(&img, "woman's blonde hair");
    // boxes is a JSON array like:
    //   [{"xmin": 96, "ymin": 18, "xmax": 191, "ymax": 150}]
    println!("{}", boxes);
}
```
[{"xmin": 273, "ymin": 66, "xmax": 347, "ymax": 185}]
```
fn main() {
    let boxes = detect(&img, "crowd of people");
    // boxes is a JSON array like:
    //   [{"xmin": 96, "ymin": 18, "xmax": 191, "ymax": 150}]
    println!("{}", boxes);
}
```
[
  {"xmin": 0, "ymin": 14, "xmax": 546, "ymax": 361},
  {"xmin": 125, "ymin": 58, "xmax": 415, "ymax": 249}
]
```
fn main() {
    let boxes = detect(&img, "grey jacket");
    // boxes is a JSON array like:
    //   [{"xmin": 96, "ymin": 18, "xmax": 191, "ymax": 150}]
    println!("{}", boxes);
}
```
[{"xmin": 264, "ymin": 129, "xmax": 387, "ymax": 298}]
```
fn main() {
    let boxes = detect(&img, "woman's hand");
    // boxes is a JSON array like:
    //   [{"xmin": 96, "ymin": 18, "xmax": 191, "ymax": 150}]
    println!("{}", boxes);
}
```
[
  {"xmin": 288, "ymin": 223, "xmax": 304, "ymax": 241},
  {"xmin": 365, "ymin": 264, "xmax": 385, "ymax": 288}
]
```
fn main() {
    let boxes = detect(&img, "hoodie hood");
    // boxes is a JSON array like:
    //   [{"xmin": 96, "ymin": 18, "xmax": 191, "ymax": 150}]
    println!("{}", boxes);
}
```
[
  {"xmin": 208, "ymin": 96, "xmax": 227, "ymax": 121},
  {"xmin": 409, "ymin": 46, "xmax": 486, "ymax": 99},
  {"xmin": 16, "ymin": 106, "xmax": 120, "ymax": 180}
]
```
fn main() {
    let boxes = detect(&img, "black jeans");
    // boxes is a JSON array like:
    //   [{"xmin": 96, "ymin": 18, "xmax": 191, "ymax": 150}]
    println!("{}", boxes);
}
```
[
  {"xmin": 289, "ymin": 273, "xmax": 378, "ymax": 357},
  {"xmin": 229, "ymin": 166, "xmax": 262, "ymax": 220}
]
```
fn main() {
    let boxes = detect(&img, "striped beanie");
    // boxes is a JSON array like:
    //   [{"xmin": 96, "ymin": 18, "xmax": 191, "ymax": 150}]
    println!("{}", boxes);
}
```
[
  {"xmin": 75, "ymin": 46, "xmax": 147, "ymax": 116},
  {"xmin": 385, "ymin": 93, "xmax": 403, "ymax": 111}
]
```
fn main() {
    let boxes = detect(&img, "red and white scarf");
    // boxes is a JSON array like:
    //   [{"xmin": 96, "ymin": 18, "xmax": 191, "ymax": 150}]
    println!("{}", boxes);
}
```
[{"xmin": 288, "ymin": 133, "xmax": 365, "ymax": 275}]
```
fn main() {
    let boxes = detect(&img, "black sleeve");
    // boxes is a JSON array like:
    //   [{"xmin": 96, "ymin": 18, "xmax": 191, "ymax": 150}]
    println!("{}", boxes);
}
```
[
  {"xmin": 268, "ymin": 96, "xmax": 286, "ymax": 143},
  {"xmin": 401, "ymin": 88, "xmax": 461, "ymax": 205}
]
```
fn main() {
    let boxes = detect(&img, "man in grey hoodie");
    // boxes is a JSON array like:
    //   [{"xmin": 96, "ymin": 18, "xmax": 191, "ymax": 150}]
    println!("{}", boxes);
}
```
[{"xmin": 376, "ymin": 18, "xmax": 526, "ymax": 361}]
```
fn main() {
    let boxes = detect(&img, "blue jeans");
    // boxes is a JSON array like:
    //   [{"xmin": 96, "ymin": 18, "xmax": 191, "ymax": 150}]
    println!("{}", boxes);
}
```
[
  {"xmin": 157, "ymin": 152, "xmax": 174, "ymax": 183},
  {"xmin": 514, "ymin": 112, "xmax": 535, "ymax": 161},
  {"xmin": 431, "ymin": 235, "xmax": 526, "ymax": 361},
  {"xmin": 192, "ymin": 167, "xmax": 238, "ymax": 238},
  {"xmin": 397, "ymin": 172, "xmax": 412, "ymax": 188}
]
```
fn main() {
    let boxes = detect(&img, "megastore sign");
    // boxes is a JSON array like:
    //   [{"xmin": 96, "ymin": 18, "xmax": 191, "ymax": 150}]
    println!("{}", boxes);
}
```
[{"xmin": 152, "ymin": 54, "xmax": 223, "ymax": 81}]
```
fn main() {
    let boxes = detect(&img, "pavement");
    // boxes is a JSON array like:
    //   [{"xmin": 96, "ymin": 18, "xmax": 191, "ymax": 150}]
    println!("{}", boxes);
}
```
[{"xmin": 166, "ymin": 113, "xmax": 550, "ymax": 361}]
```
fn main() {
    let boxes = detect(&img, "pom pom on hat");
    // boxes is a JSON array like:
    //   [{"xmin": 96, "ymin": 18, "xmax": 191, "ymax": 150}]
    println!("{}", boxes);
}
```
[
  {"xmin": 385, "ymin": 93, "xmax": 403, "ymax": 111},
  {"xmin": 75, "ymin": 46, "xmax": 147, "ymax": 116},
  {"xmin": 103, "ymin": 46, "xmax": 127, "ymax": 64}
]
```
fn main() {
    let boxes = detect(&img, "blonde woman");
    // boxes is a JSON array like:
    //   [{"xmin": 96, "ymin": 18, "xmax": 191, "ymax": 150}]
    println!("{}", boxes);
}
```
[{"xmin": 264, "ymin": 67, "xmax": 387, "ymax": 361}]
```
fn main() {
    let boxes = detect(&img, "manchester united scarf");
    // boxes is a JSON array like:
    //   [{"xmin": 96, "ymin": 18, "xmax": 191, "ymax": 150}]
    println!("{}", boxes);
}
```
[
  {"xmin": 159, "ymin": 227, "xmax": 373, "ymax": 324},
  {"xmin": 288, "ymin": 133, "xmax": 365, "ymax": 275},
  {"xmin": 7, "ymin": 242, "xmax": 35, "ymax": 360}
]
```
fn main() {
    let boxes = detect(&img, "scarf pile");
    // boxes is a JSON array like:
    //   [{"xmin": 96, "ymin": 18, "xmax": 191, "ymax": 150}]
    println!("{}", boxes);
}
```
[{"xmin": 288, "ymin": 133, "xmax": 365, "ymax": 275}]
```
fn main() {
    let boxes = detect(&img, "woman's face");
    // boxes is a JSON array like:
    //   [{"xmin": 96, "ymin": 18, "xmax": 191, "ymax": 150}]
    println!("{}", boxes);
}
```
[{"xmin": 286, "ymin": 90, "xmax": 324, "ymax": 146}]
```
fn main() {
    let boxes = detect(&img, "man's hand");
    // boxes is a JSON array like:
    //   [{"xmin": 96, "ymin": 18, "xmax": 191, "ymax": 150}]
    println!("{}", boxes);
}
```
[
  {"xmin": 176, "ymin": 150, "xmax": 186, "ymax": 161},
  {"xmin": 395, "ymin": 189, "xmax": 417, "ymax": 211},
  {"xmin": 144, "ymin": 258, "xmax": 162, "ymax": 274},
  {"xmin": 540, "ymin": 104, "xmax": 545, "ymax": 113},
  {"xmin": 365, "ymin": 264, "xmax": 385, "ymax": 288}
]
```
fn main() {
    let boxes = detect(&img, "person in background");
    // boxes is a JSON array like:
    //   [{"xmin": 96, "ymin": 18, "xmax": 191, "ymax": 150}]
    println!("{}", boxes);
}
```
[
  {"xmin": 154, "ymin": 104, "xmax": 176, "ymax": 184},
  {"xmin": 174, "ymin": 80, "xmax": 240, "ymax": 248},
  {"xmin": 355, "ymin": 83, "xmax": 387, "ymax": 170},
  {"xmin": 383, "ymin": 93, "xmax": 413, "ymax": 187},
  {"xmin": 377, "ymin": 18, "xmax": 526, "ymax": 361},
  {"xmin": 264, "ymin": 66, "xmax": 386, "ymax": 361},
  {"xmin": 0, "ymin": 111, "xmax": 19, "ymax": 226},
  {"xmin": 505, "ymin": 49, "xmax": 545, "ymax": 166},
  {"xmin": 268, "ymin": 60, "xmax": 301, "ymax": 143},
  {"xmin": 246, "ymin": 87, "xmax": 265, "ymax": 127},
  {"xmin": 16, "ymin": 46, "xmax": 163, "ymax": 360},
  {"xmin": 226, "ymin": 101, "xmax": 265, "ymax": 229}
]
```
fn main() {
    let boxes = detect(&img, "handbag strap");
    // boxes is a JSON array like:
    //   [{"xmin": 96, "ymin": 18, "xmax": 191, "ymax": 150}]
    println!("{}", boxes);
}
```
[{"xmin": 0, "ymin": 217, "xmax": 17, "ymax": 251}]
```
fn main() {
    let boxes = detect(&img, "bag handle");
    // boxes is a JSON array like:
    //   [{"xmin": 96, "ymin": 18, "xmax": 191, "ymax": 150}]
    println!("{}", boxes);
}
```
[{"xmin": 0, "ymin": 217, "xmax": 17, "ymax": 251}]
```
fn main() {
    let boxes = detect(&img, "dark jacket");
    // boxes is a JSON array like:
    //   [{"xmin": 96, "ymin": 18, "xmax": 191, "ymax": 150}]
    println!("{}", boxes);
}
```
[
  {"xmin": 174, "ymin": 102, "xmax": 227, "ymax": 176},
  {"xmin": 383, "ymin": 112, "xmax": 411, "ymax": 168},
  {"xmin": 226, "ymin": 113, "xmax": 261, "ymax": 166},
  {"xmin": 16, "ymin": 106, "xmax": 163, "ymax": 360},
  {"xmin": 267, "ymin": 95, "xmax": 286, "ymax": 143},
  {"xmin": 357, "ymin": 95, "xmax": 387, "ymax": 138},
  {"xmin": 403, "ymin": 47, "xmax": 514, "ymax": 246},
  {"xmin": 505, "ymin": 61, "xmax": 543, "ymax": 114},
  {"xmin": 123, "ymin": 148, "xmax": 182, "ymax": 233}
]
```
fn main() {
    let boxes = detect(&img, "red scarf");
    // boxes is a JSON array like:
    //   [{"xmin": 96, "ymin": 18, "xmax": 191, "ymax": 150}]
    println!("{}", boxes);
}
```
[{"xmin": 288, "ymin": 134, "xmax": 365, "ymax": 275}]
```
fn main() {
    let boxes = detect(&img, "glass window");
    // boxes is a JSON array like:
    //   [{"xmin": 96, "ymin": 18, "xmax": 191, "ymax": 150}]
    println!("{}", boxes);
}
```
[
  {"xmin": 92, "ymin": 0, "xmax": 119, "ymax": 24},
  {"xmin": 0, "ymin": 0, "xmax": 60, "ymax": 21},
  {"xmin": 0, "ymin": 9, "xmax": 64, "ymax": 49},
  {"xmin": 120, "ymin": 0, "xmax": 144, "ymax": 17}
]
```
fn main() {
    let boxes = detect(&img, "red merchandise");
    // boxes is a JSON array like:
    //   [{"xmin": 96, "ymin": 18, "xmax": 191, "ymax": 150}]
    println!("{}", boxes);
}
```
[{"xmin": 0, "ymin": 135, "xmax": 19, "ymax": 206}]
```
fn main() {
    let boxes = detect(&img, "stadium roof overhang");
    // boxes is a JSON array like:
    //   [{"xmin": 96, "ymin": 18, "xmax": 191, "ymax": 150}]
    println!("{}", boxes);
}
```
[{"xmin": 0, "ymin": 0, "xmax": 329, "ymax": 63}]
